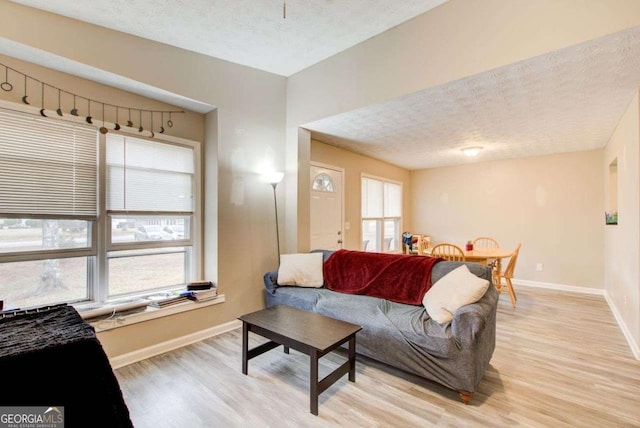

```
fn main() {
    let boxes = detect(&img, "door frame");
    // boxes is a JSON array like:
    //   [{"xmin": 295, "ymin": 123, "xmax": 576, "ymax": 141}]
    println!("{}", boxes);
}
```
[{"xmin": 310, "ymin": 162, "xmax": 345, "ymax": 249}]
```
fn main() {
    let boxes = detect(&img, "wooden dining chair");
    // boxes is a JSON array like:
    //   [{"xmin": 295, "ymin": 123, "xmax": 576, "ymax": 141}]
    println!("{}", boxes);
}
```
[
  {"xmin": 416, "ymin": 236, "xmax": 432, "ymax": 255},
  {"xmin": 430, "ymin": 243, "xmax": 465, "ymax": 262},
  {"xmin": 472, "ymin": 237, "xmax": 499, "ymax": 249},
  {"xmin": 473, "ymin": 237, "xmax": 500, "ymax": 270},
  {"xmin": 494, "ymin": 243, "xmax": 521, "ymax": 307}
]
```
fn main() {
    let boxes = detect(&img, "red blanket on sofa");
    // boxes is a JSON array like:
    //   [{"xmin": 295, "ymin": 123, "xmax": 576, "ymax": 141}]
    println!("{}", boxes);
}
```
[{"xmin": 323, "ymin": 249, "xmax": 443, "ymax": 305}]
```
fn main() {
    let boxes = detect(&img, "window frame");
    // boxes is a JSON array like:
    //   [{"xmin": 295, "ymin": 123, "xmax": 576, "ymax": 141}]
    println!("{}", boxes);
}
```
[
  {"xmin": 360, "ymin": 174, "xmax": 403, "ymax": 254},
  {"xmin": 0, "ymin": 107, "xmax": 202, "ymax": 308},
  {"xmin": 97, "ymin": 132, "xmax": 202, "ymax": 302}
]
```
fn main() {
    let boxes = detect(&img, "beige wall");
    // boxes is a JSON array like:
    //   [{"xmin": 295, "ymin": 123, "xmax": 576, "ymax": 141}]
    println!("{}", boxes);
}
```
[
  {"xmin": 0, "ymin": 2, "xmax": 287, "ymax": 358},
  {"xmin": 3, "ymin": 1, "xmax": 640, "ymax": 359},
  {"xmin": 310, "ymin": 140, "xmax": 412, "ymax": 250},
  {"xmin": 604, "ymin": 91, "xmax": 639, "ymax": 351},
  {"xmin": 411, "ymin": 150, "xmax": 604, "ymax": 289},
  {"xmin": 0, "ymin": 55, "xmax": 205, "ymax": 142},
  {"xmin": 287, "ymin": 1, "xmax": 640, "ymax": 251}
]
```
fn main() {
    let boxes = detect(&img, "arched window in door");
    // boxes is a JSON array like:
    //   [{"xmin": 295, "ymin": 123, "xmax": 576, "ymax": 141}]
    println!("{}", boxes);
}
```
[{"xmin": 312, "ymin": 173, "xmax": 335, "ymax": 192}]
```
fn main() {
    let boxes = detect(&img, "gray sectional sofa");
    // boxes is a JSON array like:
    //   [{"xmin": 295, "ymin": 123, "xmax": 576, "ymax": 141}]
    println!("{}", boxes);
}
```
[{"xmin": 263, "ymin": 250, "xmax": 499, "ymax": 403}]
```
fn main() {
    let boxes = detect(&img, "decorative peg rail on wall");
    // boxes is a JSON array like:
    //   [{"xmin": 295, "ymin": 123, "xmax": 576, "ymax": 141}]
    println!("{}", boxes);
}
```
[{"xmin": 0, "ymin": 61, "xmax": 184, "ymax": 136}]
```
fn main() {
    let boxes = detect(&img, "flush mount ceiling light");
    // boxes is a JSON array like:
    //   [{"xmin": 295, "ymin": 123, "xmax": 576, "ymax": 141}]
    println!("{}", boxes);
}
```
[{"xmin": 461, "ymin": 146, "xmax": 483, "ymax": 157}]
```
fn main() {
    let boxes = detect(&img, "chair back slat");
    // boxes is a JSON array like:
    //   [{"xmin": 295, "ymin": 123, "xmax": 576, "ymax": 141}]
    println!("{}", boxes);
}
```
[
  {"xmin": 416, "ymin": 235, "xmax": 431, "ymax": 255},
  {"xmin": 473, "ymin": 237, "xmax": 499, "ymax": 249},
  {"xmin": 431, "ymin": 243, "xmax": 465, "ymax": 261}
]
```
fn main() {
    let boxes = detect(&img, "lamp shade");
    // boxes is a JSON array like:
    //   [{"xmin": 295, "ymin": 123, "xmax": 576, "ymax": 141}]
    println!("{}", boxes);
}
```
[{"xmin": 262, "ymin": 171, "xmax": 285, "ymax": 185}]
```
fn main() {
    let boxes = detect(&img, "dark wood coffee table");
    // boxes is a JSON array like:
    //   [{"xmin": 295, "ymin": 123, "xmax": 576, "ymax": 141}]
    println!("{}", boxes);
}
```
[{"xmin": 239, "ymin": 305, "xmax": 362, "ymax": 415}]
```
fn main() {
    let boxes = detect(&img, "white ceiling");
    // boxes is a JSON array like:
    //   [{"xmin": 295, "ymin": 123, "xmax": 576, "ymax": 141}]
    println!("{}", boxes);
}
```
[
  {"xmin": 9, "ymin": 0, "xmax": 447, "ymax": 77},
  {"xmin": 306, "ymin": 26, "xmax": 640, "ymax": 169},
  {"xmin": 5, "ymin": 1, "xmax": 640, "ymax": 170}
]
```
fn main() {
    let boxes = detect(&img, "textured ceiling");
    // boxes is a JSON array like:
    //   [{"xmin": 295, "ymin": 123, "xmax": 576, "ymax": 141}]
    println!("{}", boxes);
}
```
[
  {"xmin": 9, "ymin": 0, "xmax": 447, "ymax": 77},
  {"xmin": 6, "ymin": 1, "xmax": 640, "ymax": 171},
  {"xmin": 305, "ymin": 26, "xmax": 640, "ymax": 170}
]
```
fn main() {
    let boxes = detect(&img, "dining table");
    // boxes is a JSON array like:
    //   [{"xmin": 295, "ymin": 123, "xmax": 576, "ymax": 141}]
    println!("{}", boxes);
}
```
[
  {"xmin": 416, "ymin": 245, "xmax": 514, "ymax": 275},
  {"xmin": 462, "ymin": 247, "xmax": 514, "ymax": 278}
]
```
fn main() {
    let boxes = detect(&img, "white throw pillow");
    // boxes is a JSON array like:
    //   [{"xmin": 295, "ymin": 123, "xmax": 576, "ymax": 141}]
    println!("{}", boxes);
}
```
[
  {"xmin": 422, "ymin": 264, "xmax": 489, "ymax": 324},
  {"xmin": 277, "ymin": 253, "xmax": 324, "ymax": 287}
]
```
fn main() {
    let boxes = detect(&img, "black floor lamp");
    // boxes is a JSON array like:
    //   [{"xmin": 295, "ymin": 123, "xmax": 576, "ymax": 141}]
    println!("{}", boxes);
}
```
[{"xmin": 263, "ymin": 171, "xmax": 284, "ymax": 265}]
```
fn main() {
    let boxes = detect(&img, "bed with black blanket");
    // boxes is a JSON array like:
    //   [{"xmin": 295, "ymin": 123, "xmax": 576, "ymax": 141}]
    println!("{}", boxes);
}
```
[{"xmin": 0, "ymin": 304, "xmax": 133, "ymax": 428}]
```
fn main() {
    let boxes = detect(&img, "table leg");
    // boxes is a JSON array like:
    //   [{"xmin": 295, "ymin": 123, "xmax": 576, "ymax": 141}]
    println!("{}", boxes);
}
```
[
  {"xmin": 242, "ymin": 322, "xmax": 248, "ymax": 375},
  {"xmin": 348, "ymin": 336, "xmax": 356, "ymax": 382},
  {"xmin": 283, "ymin": 346, "xmax": 290, "ymax": 354},
  {"xmin": 310, "ymin": 349, "xmax": 319, "ymax": 415}
]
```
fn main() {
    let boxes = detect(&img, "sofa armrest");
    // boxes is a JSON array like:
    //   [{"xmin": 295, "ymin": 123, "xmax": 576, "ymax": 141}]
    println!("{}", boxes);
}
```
[
  {"xmin": 264, "ymin": 271, "xmax": 279, "ymax": 295},
  {"xmin": 451, "ymin": 304, "xmax": 486, "ymax": 344},
  {"xmin": 451, "ymin": 285, "xmax": 498, "ymax": 344}
]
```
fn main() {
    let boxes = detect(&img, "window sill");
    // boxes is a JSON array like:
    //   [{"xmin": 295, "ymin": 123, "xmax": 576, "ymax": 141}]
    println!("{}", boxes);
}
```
[{"xmin": 87, "ymin": 294, "xmax": 225, "ymax": 333}]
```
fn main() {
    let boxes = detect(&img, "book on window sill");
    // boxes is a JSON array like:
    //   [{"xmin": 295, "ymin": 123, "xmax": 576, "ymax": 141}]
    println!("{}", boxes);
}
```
[
  {"xmin": 147, "ymin": 295, "xmax": 190, "ymax": 308},
  {"xmin": 187, "ymin": 280, "xmax": 216, "ymax": 291},
  {"xmin": 184, "ymin": 289, "xmax": 218, "ymax": 302}
]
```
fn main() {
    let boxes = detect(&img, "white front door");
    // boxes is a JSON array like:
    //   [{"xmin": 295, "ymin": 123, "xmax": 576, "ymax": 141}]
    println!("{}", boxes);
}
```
[{"xmin": 310, "ymin": 164, "xmax": 343, "ymax": 251}]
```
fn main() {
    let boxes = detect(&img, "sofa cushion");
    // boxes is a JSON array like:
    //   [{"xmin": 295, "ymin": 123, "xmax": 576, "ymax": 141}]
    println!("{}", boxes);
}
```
[
  {"xmin": 277, "ymin": 253, "xmax": 324, "ymax": 287},
  {"xmin": 422, "ymin": 264, "xmax": 490, "ymax": 324}
]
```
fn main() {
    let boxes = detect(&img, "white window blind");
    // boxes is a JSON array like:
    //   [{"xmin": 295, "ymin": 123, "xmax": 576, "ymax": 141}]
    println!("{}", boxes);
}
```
[
  {"xmin": 107, "ymin": 134, "xmax": 194, "ymax": 212},
  {"xmin": 361, "ymin": 177, "xmax": 383, "ymax": 218},
  {"xmin": 0, "ymin": 110, "xmax": 97, "ymax": 217},
  {"xmin": 384, "ymin": 182, "xmax": 402, "ymax": 217}
]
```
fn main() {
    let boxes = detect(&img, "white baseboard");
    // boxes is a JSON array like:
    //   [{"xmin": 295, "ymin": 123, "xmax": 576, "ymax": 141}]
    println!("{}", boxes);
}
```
[
  {"xmin": 513, "ymin": 278, "xmax": 639, "ymax": 361},
  {"xmin": 512, "ymin": 278, "xmax": 605, "ymax": 296},
  {"xmin": 109, "ymin": 319, "xmax": 242, "ymax": 369},
  {"xmin": 604, "ymin": 292, "xmax": 640, "ymax": 360}
]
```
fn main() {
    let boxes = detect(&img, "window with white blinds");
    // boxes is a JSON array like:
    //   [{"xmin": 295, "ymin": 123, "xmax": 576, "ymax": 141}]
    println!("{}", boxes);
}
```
[
  {"xmin": 0, "ymin": 106, "xmax": 201, "ymax": 310},
  {"xmin": 0, "ymin": 110, "xmax": 97, "ymax": 218},
  {"xmin": 106, "ymin": 134, "xmax": 194, "ymax": 212},
  {"xmin": 105, "ymin": 133, "xmax": 197, "ymax": 298},
  {"xmin": 361, "ymin": 176, "xmax": 402, "ymax": 253}
]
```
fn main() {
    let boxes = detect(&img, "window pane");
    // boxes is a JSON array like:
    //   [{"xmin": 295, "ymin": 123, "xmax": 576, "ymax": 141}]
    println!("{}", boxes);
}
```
[
  {"xmin": 0, "ymin": 219, "xmax": 90, "ymax": 254},
  {"xmin": 0, "ymin": 257, "xmax": 88, "ymax": 309},
  {"xmin": 110, "ymin": 216, "xmax": 190, "ymax": 244},
  {"xmin": 384, "ymin": 183, "xmax": 402, "ymax": 217},
  {"xmin": 362, "ymin": 178, "xmax": 383, "ymax": 218},
  {"xmin": 108, "ymin": 248, "xmax": 187, "ymax": 296},
  {"xmin": 362, "ymin": 219, "xmax": 380, "ymax": 252},
  {"xmin": 384, "ymin": 219, "xmax": 399, "ymax": 252}
]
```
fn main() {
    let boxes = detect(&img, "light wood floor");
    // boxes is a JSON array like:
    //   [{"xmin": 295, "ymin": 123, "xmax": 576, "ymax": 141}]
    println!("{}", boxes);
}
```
[{"xmin": 115, "ymin": 288, "xmax": 640, "ymax": 427}]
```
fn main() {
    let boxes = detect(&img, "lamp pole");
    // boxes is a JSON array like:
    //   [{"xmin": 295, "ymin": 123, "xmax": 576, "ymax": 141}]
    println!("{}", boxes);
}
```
[
  {"xmin": 263, "ymin": 171, "xmax": 284, "ymax": 266},
  {"xmin": 271, "ymin": 182, "xmax": 281, "ymax": 266}
]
